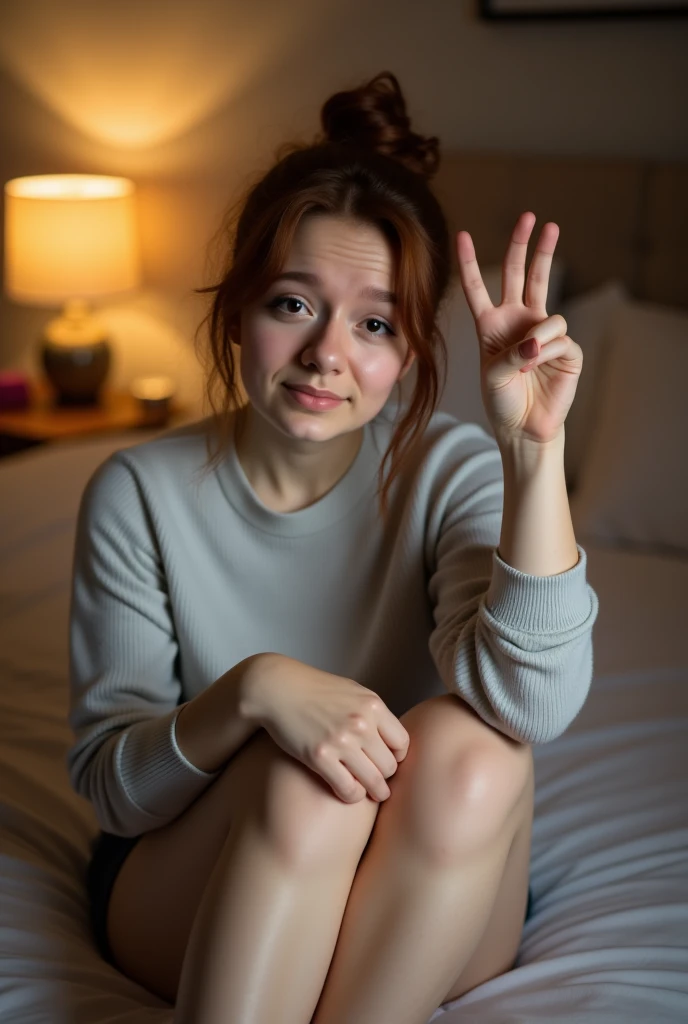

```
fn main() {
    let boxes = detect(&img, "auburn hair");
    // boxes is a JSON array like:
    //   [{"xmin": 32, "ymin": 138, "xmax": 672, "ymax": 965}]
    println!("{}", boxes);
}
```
[{"xmin": 192, "ymin": 70, "xmax": 452, "ymax": 524}]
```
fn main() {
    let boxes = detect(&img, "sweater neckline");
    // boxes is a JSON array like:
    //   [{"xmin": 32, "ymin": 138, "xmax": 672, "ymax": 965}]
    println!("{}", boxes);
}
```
[{"xmin": 214, "ymin": 409, "xmax": 382, "ymax": 537}]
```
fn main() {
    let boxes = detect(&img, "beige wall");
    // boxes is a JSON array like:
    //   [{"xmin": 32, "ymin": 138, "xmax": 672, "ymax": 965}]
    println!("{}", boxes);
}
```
[{"xmin": 1, "ymin": 0, "xmax": 687, "ymax": 413}]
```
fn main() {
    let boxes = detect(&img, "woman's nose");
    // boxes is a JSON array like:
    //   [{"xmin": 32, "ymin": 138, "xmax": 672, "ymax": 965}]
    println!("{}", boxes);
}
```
[{"xmin": 301, "ymin": 316, "xmax": 349, "ymax": 368}]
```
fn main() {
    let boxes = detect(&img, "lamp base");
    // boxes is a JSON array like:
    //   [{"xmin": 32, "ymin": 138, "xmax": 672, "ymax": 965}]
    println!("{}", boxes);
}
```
[
  {"xmin": 40, "ymin": 339, "xmax": 111, "ymax": 406},
  {"xmin": 53, "ymin": 391, "xmax": 104, "ymax": 408}
]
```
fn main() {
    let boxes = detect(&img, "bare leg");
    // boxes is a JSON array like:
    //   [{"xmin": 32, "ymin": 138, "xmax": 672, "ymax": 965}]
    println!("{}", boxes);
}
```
[
  {"xmin": 310, "ymin": 794, "xmax": 523, "ymax": 1024},
  {"xmin": 172, "ymin": 693, "xmax": 531, "ymax": 1024},
  {"xmin": 172, "ymin": 808, "xmax": 367, "ymax": 1024}
]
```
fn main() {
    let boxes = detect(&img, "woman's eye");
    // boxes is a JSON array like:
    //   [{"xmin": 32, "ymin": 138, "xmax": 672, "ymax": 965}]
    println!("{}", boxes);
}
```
[
  {"xmin": 364, "ymin": 318, "xmax": 394, "ymax": 338},
  {"xmin": 269, "ymin": 295, "xmax": 306, "ymax": 315},
  {"xmin": 268, "ymin": 295, "xmax": 394, "ymax": 338}
]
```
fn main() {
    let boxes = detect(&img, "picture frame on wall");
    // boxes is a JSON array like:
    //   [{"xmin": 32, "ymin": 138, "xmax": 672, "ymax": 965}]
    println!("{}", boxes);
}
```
[{"xmin": 480, "ymin": 0, "xmax": 688, "ymax": 18}]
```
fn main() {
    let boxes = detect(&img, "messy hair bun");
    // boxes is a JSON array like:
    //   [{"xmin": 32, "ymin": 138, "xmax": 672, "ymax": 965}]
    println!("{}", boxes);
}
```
[{"xmin": 318, "ymin": 70, "xmax": 441, "ymax": 180}]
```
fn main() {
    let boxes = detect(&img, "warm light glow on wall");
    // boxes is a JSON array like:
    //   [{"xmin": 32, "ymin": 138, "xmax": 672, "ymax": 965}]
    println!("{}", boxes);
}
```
[{"xmin": 0, "ymin": 2, "xmax": 314, "ymax": 150}]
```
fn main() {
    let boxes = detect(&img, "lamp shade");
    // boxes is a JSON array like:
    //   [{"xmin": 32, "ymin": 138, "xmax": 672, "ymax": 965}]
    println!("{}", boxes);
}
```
[{"xmin": 3, "ymin": 174, "xmax": 142, "ymax": 307}]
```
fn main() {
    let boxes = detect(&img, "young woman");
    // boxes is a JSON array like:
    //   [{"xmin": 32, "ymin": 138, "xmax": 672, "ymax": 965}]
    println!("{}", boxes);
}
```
[{"xmin": 67, "ymin": 70, "xmax": 599, "ymax": 1024}]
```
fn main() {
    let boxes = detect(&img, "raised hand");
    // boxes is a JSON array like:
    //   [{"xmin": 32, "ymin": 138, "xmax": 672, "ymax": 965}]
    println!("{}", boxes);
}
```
[{"xmin": 456, "ymin": 211, "xmax": 583, "ymax": 450}]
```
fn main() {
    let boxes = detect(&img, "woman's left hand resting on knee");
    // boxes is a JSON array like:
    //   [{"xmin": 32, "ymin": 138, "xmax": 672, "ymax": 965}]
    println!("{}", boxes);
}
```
[{"xmin": 239, "ymin": 653, "xmax": 410, "ymax": 805}]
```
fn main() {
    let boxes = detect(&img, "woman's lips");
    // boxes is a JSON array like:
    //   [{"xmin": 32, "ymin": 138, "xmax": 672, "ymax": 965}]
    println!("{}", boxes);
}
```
[{"xmin": 283, "ymin": 385, "xmax": 345, "ymax": 411}]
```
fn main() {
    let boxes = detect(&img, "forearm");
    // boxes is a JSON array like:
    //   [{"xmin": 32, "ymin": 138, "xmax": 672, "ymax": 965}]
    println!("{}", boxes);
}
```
[
  {"xmin": 497, "ymin": 432, "xmax": 579, "ymax": 577},
  {"xmin": 175, "ymin": 653, "xmax": 269, "ymax": 774}
]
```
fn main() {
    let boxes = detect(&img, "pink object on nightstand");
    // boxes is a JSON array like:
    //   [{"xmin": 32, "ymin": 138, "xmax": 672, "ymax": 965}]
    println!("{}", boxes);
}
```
[{"xmin": 0, "ymin": 371, "xmax": 31, "ymax": 410}]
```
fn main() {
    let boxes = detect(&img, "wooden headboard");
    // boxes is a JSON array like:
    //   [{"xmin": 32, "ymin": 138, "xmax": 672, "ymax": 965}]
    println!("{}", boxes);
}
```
[{"xmin": 432, "ymin": 151, "xmax": 688, "ymax": 310}]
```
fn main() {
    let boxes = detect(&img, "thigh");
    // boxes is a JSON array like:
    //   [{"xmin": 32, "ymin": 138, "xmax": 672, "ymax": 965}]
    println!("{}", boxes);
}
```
[
  {"xmin": 103, "ymin": 725, "xmax": 379, "ymax": 1004},
  {"xmin": 104, "ymin": 726, "xmax": 273, "ymax": 1002}
]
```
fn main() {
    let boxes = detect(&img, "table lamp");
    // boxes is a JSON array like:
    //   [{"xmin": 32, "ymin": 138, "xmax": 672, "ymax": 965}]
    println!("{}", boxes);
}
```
[{"xmin": 3, "ymin": 174, "xmax": 142, "ymax": 406}]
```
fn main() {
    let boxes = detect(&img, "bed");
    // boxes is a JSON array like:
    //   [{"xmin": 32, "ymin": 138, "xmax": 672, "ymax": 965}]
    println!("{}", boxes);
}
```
[{"xmin": 1, "ymin": 150, "xmax": 687, "ymax": 1023}]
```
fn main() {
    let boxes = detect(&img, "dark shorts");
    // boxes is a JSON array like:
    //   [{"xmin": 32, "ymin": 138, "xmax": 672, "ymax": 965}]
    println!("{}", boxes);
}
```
[
  {"xmin": 86, "ymin": 830, "xmax": 144, "ymax": 966},
  {"xmin": 85, "ymin": 830, "xmax": 536, "ymax": 966}
]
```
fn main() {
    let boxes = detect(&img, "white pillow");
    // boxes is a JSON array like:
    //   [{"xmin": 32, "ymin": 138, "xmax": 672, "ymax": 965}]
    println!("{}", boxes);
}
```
[
  {"xmin": 559, "ymin": 279, "xmax": 630, "ymax": 493},
  {"xmin": 399, "ymin": 259, "xmax": 566, "ymax": 437},
  {"xmin": 570, "ymin": 298, "xmax": 688, "ymax": 557}
]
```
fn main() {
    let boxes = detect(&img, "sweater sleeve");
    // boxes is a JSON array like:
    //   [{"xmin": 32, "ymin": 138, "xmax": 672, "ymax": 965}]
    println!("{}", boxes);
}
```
[
  {"xmin": 66, "ymin": 452, "xmax": 222, "ymax": 838},
  {"xmin": 426, "ymin": 431, "xmax": 600, "ymax": 744}
]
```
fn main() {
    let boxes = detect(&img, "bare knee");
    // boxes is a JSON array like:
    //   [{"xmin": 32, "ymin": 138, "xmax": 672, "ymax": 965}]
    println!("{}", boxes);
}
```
[
  {"xmin": 398, "ymin": 696, "xmax": 534, "ymax": 864},
  {"xmin": 248, "ymin": 729, "xmax": 381, "ymax": 870}
]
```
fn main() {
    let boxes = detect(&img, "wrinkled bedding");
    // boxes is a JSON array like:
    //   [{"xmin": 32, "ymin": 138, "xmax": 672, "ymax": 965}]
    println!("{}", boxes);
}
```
[{"xmin": 1, "ymin": 433, "xmax": 686, "ymax": 1023}]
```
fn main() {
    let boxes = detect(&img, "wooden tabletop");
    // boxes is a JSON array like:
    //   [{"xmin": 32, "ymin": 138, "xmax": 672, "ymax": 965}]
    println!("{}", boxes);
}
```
[{"xmin": 0, "ymin": 378, "xmax": 186, "ymax": 439}]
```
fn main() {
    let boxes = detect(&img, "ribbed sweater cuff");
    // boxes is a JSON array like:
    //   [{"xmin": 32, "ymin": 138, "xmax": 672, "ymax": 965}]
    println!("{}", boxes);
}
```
[
  {"xmin": 485, "ymin": 542, "xmax": 592, "ymax": 632},
  {"xmin": 117, "ymin": 706, "xmax": 222, "ymax": 826}
]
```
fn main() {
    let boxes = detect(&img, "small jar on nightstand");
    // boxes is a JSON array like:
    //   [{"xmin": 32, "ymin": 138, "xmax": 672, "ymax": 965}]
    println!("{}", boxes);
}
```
[{"xmin": 0, "ymin": 376, "xmax": 187, "ymax": 459}]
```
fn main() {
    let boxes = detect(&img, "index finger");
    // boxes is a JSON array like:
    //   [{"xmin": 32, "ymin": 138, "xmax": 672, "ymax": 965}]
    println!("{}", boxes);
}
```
[{"xmin": 456, "ymin": 230, "xmax": 494, "ymax": 321}]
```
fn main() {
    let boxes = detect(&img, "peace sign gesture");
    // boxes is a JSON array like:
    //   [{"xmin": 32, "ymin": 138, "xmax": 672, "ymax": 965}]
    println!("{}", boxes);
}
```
[{"xmin": 456, "ymin": 212, "xmax": 583, "ymax": 451}]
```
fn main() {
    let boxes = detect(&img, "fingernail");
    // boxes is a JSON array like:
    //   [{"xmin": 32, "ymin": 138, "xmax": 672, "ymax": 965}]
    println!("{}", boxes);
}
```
[{"xmin": 519, "ymin": 338, "xmax": 538, "ymax": 359}]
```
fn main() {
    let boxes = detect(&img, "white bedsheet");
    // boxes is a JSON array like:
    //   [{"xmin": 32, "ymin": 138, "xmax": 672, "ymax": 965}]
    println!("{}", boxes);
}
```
[{"xmin": 1, "ymin": 432, "xmax": 686, "ymax": 1023}]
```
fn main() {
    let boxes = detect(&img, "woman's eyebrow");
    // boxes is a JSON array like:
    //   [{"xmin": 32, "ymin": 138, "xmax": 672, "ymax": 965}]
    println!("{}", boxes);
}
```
[{"xmin": 273, "ymin": 270, "xmax": 396, "ymax": 305}]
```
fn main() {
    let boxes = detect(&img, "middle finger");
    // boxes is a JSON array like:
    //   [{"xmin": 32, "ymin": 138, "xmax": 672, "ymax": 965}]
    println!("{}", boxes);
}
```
[
  {"xmin": 524, "ymin": 220, "xmax": 560, "ymax": 310},
  {"xmin": 502, "ymin": 211, "xmax": 537, "ymax": 305}
]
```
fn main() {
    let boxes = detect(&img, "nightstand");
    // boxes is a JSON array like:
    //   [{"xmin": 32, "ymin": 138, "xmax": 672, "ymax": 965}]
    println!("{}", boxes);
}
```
[{"xmin": 0, "ymin": 378, "xmax": 187, "ymax": 459}]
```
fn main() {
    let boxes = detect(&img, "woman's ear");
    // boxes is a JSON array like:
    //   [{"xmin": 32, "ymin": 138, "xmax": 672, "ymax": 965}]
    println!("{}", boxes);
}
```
[{"xmin": 397, "ymin": 346, "xmax": 416, "ymax": 382}]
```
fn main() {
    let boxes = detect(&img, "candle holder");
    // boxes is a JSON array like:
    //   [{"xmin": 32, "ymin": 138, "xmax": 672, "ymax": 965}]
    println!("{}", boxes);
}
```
[{"xmin": 130, "ymin": 376, "xmax": 175, "ymax": 427}]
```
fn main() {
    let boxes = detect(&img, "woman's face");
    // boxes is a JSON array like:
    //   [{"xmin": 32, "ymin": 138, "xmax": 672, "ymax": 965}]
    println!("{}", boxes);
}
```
[{"xmin": 236, "ymin": 213, "xmax": 415, "ymax": 445}]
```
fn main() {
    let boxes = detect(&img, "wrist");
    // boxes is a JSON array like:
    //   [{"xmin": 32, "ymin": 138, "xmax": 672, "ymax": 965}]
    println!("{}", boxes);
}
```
[
  {"xmin": 498, "ymin": 430, "xmax": 565, "ymax": 476},
  {"xmin": 236, "ymin": 651, "xmax": 281, "ymax": 725},
  {"xmin": 175, "ymin": 654, "xmax": 269, "ymax": 774}
]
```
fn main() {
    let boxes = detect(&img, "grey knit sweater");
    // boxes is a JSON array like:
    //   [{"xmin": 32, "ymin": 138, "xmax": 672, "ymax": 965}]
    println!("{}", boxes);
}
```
[{"xmin": 66, "ymin": 405, "xmax": 599, "ymax": 837}]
